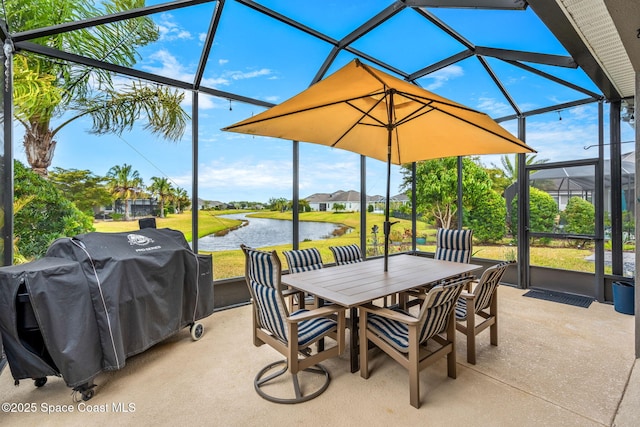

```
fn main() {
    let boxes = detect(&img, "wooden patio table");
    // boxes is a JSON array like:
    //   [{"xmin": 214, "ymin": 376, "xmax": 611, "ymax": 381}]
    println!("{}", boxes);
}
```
[{"xmin": 282, "ymin": 254, "xmax": 482, "ymax": 373}]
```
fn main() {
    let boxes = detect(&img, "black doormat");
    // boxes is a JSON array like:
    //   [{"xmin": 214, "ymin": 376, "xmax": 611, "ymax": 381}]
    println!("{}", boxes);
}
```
[{"xmin": 523, "ymin": 290, "xmax": 593, "ymax": 308}]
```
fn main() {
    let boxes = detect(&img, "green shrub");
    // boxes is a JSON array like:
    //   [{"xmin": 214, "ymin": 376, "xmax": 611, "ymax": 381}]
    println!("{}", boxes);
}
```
[
  {"xmin": 14, "ymin": 161, "xmax": 94, "ymax": 260},
  {"xmin": 466, "ymin": 189, "xmax": 506, "ymax": 243},
  {"xmin": 561, "ymin": 196, "xmax": 594, "ymax": 235},
  {"xmin": 511, "ymin": 187, "xmax": 557, "ymax": 235}
]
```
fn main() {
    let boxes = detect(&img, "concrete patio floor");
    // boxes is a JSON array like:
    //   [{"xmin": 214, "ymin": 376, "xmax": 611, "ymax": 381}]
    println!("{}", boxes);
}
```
[{"xmin": 0, "ymin": 285, "xmax": 638, "ymax": 426}]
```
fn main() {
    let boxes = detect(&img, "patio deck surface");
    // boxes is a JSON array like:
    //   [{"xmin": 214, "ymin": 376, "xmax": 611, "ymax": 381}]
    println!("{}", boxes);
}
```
[{"xmin": 0, "ymin": 285, "xmax": 638, "ymax": 426}]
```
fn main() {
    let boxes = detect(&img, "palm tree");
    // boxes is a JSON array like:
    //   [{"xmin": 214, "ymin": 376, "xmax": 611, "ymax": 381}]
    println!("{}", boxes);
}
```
[
  {"xmin": 500, "ymin": 154, "xmax": 550, "ymax": 183},
  {"xmin": 269, "ymin": 197, "xmax": 288, "ymax": 212},
  {"xmin": 106, "ymin": 164, "xmax": 144, "ymax": 221},
  {"xmin": 173, "ymin": 187, "xmax": 190, "ymax": 214},
  {"xmin": 148, "ymin": 177, "xmax": 174, "ymax": 218},
  {"xmin": 8, "ymin": 0, "xmax": 189, "ymax": 176}
]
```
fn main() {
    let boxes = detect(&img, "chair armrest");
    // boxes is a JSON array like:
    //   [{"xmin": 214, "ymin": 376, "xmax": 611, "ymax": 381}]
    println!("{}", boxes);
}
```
[
  {"xmin": 359, "ymin": 303, "xmax": 419, "ymax": 325},
  {"xmin": 287, "ymin": 304, "xmax": 345, "ymax": 322},
  {"xmin": 282, "ymin": 287, "xmax": 302, "ymax": 297},
  {"xmin": 459, "ymin": 291, "xmax": 475, "ymax": 300},
  {"xmin": 466, "ymin": 280, "xmax": 478, "ymax": 292},
  {"xmin": 402, "ymin": 290, "xmax": 427, "ymax": 300}
]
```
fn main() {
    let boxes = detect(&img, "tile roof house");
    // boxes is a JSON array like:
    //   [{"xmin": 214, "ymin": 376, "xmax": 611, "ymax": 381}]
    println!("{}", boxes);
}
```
[{"xmin": 304, "ymin": 190, "xmax": 408, "ymax": 212}]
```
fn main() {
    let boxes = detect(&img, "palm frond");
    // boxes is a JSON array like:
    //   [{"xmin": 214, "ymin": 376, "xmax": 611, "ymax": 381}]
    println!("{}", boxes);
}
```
[{"xmin": 83, "ymin": 83, "xmax": 189, "ymax": 141}]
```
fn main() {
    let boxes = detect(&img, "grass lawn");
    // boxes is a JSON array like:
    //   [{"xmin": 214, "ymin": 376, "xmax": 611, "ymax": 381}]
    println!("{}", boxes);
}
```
[
  {"xmin": 93, "ymin": 210, "xmax": 599, "ymax": 280},
  {"xmin": 93, "ymin": 210, "xmax": 247, "ymax": 242}
]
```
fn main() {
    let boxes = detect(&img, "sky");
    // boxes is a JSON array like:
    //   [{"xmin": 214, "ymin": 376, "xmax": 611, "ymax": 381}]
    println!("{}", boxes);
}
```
[{"xmin": 12, "ymin": 1, "xmax": 636, "ymax": 204}]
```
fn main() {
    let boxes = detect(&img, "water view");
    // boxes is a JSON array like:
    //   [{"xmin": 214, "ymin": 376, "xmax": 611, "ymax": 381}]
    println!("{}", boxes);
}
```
[{"xmin": 197, "ymin": 213, "xmax": 344, "ymax": 251}]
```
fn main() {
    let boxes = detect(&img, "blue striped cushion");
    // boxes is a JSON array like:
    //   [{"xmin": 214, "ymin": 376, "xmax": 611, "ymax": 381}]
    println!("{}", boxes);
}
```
[
  {"xmin": 243, "ymin": 246, "xmax": 337, "ymax": 346},
  {"xmin": 330, "ymin": 244, "xmax": 363, "ymax": 265},
  {"xmin": 455, "ymin": 298, "xmax": 469, "ymax": 321},
  {"xmin": 367, "ymin": 309, "xmax": 410, "ymax": 351},
  {"xmin": 244, "ymin": 247, "xmax": 289, "ymax": 342},
  {"xmin": 455, "ymin": 261, "xmax": 511, "ymax": 320},
  {"xmin": 417, "ymin": 284, "xmax": 461, "ymax": 342},
  {"xmin": 291, "ymin": 309, "xmax": 337, "ymax": 346},
  {"xmin": 245, "ymin": 247, "xmax": 280, "ymax": 290},
  {"xmin": 435, "ymin": 228, "xmax": 473, "ymax": 263},
  {"xmin": 474, "ymin": 261, "xmax": 509, "ymax": 310},
  {"xmin": 367, "ymin": 282, "xmax": 464, "ymax": 353},
  {"xmin": 283, "ymin": 248, "xmax": 323, "ymax": 273},
  {"xmin": 252, "ymin": 280, "xmax": 288, "ymax": 342}
]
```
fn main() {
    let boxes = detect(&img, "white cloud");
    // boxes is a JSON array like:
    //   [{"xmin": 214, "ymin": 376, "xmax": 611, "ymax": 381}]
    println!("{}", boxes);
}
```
[
  {"xmin": 218, "ymin": 59, "xmax": 229, "ymax": 65},
  {"xmin": 181, "ymin": 93, "xmax": 220, "ymax": 110},
  {"xmin": 198, "ymin": 159, "xmax": 293, "ymax": 192},
  {"xmin": 157, "ymin": 13, "xmax": 193, "ymax": 42},
  {"xmin": 227, "ymin": 68, "xmax": 272, "ymax": 81},
  {"xmin": 143, "ymin": 49, "xmax": 194, "ymax": 82},
  {"xmin": 141, "ymin": 49, "xmax": 274, "ymax": 107},
  {"xmin": 423, "ymin": 65, "xmax": 464, "ymax": 91},
  {"xmin": 476, "ymin": 97, "xmax": 513, "ymax": 117}
]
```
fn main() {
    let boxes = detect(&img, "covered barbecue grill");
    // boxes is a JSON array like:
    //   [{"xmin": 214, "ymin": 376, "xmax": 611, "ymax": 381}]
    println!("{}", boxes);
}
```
[{"xmin": 0, "ymin": 228, "xmax": 214, "ymax": 400}]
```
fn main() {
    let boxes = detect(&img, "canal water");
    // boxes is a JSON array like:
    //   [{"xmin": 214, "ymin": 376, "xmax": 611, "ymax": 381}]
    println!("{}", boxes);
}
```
[{"xmin": 197, "ymin": 213, "xmax": 344, "ymax": 251}]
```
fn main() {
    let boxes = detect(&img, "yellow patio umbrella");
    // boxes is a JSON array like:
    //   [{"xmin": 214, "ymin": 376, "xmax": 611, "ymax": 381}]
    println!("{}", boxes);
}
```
[{"xmin": 222, "ymin": 58, "xmax": 535, "ymax": 270}]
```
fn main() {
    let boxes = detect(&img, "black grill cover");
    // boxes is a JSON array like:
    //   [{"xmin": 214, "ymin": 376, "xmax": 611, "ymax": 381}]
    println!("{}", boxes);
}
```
[
  {"xmin": 0, "ymin": 333, "xmax": 6, "ymax": 375},
  {"xmin": 45, "ymin": 228, "xmax": 214, "ymax": 371},
  {"xmin": 0, "ymin": 257, "xmax": 102, "ymax": 387}
]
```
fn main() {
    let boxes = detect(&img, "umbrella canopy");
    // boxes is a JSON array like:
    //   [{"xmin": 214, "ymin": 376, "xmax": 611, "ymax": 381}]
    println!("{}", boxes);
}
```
[{"xmin": 223, "ymin": 59, "xmax": 535, "ymax": 270}]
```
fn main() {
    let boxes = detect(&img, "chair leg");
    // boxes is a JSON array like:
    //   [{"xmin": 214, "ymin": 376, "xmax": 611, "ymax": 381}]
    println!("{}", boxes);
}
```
[
  {"xmin": 254, "ymin": 360, "xmax": 331, "ymax": 404},
  {"xmin": 446, "ymin": 311, "xmax": 457, "ymax": 378},
  {"xmin": 466, "ymin": 300, "xmax": 477, "ymax": 365},
  {"xmin": 490, "ymin": 322, "xmax": 498, "ymax": 346},
  {"xmin": 359, "ymin": 312, "xmax": 370, "ymax": 379},
  {"xmin": 490, "ymin": 292, "xmax": 498, "ymax": 346},
  {"xmin": 408, "ymin": 330, "xmax": 420, "ymax": 409}
]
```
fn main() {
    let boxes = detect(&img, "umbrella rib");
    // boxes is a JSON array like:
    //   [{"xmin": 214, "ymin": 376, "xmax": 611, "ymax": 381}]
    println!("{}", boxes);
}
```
[
  {"xmin": 430, "ymin": 103, "xmax": 530, "ymax": 148},
  {"xmin": 345, "ymin": 99, "xmax": 388, "ymax": 128},
  {"xmin": 222, "ymin": 91, "xmax": 389, "ymax": 130},
  {"xmin": 332, "ymin": 95, "xmax": 390, "ymax": 148},
  {"xmin": 397, "ymin": 90, "xmax": 483, "ymax": 114},
  {"xmin": 394, "ymin": 103, "xmax": 436, "ymax": 127}
]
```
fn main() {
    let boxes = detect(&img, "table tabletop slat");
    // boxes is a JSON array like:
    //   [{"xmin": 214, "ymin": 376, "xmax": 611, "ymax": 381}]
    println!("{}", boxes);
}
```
[{"xmin": 282, "ymin": 254, "xmax": 482, "ymax": 307}]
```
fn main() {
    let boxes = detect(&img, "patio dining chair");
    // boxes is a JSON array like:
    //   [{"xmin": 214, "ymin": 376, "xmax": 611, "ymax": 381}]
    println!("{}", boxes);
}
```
[
  {"xmin": 359, "ymin": 277, "xmax": 469, "ymax": 408},
  {"xmin": 329, "ymin": 244, "xmax": 363, "ymax": 266},
  {"xmin": 434, "ymin": 228, "xmax": 473, "ymax": 264},
  {"xmin": 283, "ymin": 248, "xmax": 324, "ymax": 310},
  {"xmin": 455, "ymin": 260, "xmax": 514, "ymax": 364},
  {"xmin": 240, "ymin": 244, "xmax": 345, "ymax": 404},
  {"xmin": 399, "ymin": 228, "xmax": 473, "ymax": 309}
]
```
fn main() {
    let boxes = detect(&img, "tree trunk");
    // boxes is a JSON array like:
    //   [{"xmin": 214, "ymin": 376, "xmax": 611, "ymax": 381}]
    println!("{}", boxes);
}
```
[
  {"xmin": 159, "ymin": 200, "xmax": 165, "ymax": 218},
  {"xmin": 23, "ymin": 122, "xmax": 56, "ymax": 177},
  {"xmin": 125, "ymin": 199, "xmax": 131, "ymax": 221}
]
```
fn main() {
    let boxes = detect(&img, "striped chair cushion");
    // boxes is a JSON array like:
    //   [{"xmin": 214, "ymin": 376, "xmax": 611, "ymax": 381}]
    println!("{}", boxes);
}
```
[
  {"xmin": 291, "ymin": 309, "xmax": 338, "ymax": 346},
  {"xmin": 367, "ymin": 309, "xmax": 411, "ymax": 351},
  {"xmin": 283, "ymin": 248, "xmax": 323, "ymax": 273},
  {"xmin": 367, "ymin": 283, "xmax": 463, "ymax": 353},
  {"xmin": 454, "ymin": 298, "xmax": 469, "ymax": 321},
  {"xmin": 434, "ymin": 228, "xmax": 473, "ymax": 263},
  {"xmin": 455, "ymin": 261, "xmax": 511, "ymax": 321},
  {"xmin": 245, "ymin": 247, "xmax": 280, "ymax": 290},
  {"xmin": 252, "ymin": 280, "xmax": 289, "ymax": 342},
  {"xmin": 244, "ymin": 246, "xmax": 289, "ymax": 342},
  {"xmin": 417, "ymin": 284, "xmax": 462, "ymax": 343},
  {"xmin": 329, "ymin": 244, "xmax": 363, "ymax": 265},
  {"xmin": 244, "ymin": 246, "xmax": 337, "ymax": 346}
]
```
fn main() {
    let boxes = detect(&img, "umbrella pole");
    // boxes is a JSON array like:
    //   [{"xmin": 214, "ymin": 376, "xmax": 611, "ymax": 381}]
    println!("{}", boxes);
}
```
[{"xmin": 384, "ymin": 127, "xmax": 392, "ymax": 272}]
